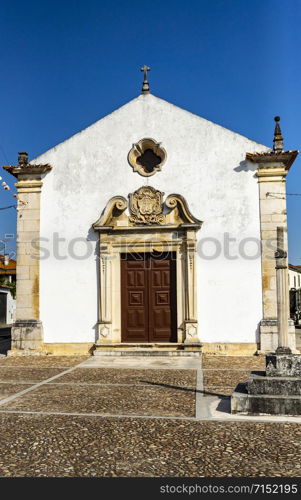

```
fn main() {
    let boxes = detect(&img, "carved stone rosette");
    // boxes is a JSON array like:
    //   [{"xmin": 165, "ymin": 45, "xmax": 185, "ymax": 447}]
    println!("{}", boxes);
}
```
[{"xmin": 127, "ymin": 138, "xmax": 167, "ymax": 177}]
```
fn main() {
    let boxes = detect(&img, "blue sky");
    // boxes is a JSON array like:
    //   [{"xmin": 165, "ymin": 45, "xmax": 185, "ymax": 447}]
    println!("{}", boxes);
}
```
[{"xmin": 0, "ymin": 0, "xmax": 300, "ymax": 262}]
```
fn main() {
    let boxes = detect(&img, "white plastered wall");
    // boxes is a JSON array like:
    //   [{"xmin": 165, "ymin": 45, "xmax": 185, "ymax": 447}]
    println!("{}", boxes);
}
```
[{"xmin": 32, "ymin": 94, "xmax": 269, "ymax": 344}]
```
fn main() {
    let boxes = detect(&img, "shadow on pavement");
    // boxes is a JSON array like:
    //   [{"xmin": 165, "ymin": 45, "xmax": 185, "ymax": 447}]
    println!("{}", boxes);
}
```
[{"xmin": 142, "ymin": 380, "xmax": 235, "ymax": 399}]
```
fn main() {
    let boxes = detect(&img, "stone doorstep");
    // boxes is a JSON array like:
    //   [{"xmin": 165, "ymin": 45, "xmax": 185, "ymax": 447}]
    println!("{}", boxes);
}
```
[
  {"xmin": 247, "ymin": 372, "xmax": 301, "ymax": 395},
  {"xmin": 94, "ymin": 351, "xmax": 202, "ymax": 357},
  {"xmin": 94, "ymin": 343, "xmax": 202, "ymax": 357},
  {"xmin": 231, "ymin": 388, "xmax": 301, "ymax": 416}
]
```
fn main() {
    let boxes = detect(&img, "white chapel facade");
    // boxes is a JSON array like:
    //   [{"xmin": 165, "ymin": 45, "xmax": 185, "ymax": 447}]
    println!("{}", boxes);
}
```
[{"xmin": 4, "ymin": 71, "xmax": 298, "ymax": 355}]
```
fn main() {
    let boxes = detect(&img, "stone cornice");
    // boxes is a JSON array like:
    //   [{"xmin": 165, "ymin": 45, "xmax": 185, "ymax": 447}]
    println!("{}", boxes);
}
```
[
  {"xmin": 246, "ymin": 150, "xmax": 298, "ymax": 171},
  {"xmin": 256, "ymin": 167, "xmax": 288, "ymax": 181},
  {"xmin": 93, "ymin": 223, "xmax": 201, "ymax": 234},
  {"xmin": 3, "ymin": 163, "xmax": 52, "ymax": 178}
]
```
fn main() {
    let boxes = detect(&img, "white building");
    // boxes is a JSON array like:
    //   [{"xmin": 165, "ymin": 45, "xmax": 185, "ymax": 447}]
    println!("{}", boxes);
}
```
[
  {"xmin": 0, "ymin": 285, "xmax": 16, "ymax": 325},
  {"xmin": 289, "ymin": 264, "xmax": 301, "ymax": 290},
  {"xmin": 289, "ymin": 264, "xmax": 301, "ymax": 326},
  {"xmin": 3, "ymin": 73, "xmax": 299, "ymax": 355}
]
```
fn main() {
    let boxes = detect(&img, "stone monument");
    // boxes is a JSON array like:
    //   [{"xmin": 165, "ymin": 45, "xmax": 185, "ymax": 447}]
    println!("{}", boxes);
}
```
[{"xmin": 231, "ymin": 227, "xmax": 301, "ymax": 415}]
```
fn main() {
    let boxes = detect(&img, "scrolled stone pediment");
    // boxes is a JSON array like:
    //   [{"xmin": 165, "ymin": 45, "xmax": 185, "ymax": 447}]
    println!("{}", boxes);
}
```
[
  {"xmin": 93, "ymin": 196, "xmax": 128, "ymax": 228},
  {"xmin": 93, "ymin": 186, "xmax": 202, "ymax": 231}
]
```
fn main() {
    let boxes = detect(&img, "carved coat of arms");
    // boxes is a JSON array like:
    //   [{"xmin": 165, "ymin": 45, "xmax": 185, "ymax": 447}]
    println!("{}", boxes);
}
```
[{"xmin": 129, "ymin": 186, "xmax": 164, "ymax": 225}]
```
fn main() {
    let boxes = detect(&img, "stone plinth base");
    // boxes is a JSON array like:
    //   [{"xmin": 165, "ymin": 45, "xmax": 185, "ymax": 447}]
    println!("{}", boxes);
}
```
[
  {"xmin": 231, "ymin": 353, "xmax": 301, "ymax": 416},
  {"xmin": 247, "ymin": 372, "xmax": 301, "ymax": 395},
  {"xmin": 266, "ymin": 353, "xmax": 301, "ymax": 377},
  {"xmin": 259, "ymin": 319, "xmax": 297, "ymax": 353},
  {"xmin": 10, "ymin": 320, "xmax": 44, "ymax": 353},
  {"xmin": 201, "ymin": 343, "xmax": 258, "ymax": 356},
  {"xmin": 43, "ymin": 343, "xmax": 94, "ymax": 355}
]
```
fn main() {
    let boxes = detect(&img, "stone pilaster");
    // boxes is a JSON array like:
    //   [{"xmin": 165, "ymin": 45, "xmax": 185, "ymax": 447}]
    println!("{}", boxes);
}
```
[
  {"xmin": 183, "ymin": 231, "xmax": 198, "ymax": 343},
  {"xmin": 97, "ymin": 241, "xmax": 113, "ymax": 342},
  {"xmin": 258, "ymin": 161, "xmax": 290, "ymax": 351},
  {"xmin": 3, "ymin": 154, "xmax": 52, "ymax": 353},
  {"xmin": 246, "ymin": 147, "xmax": 298, "ymax": 352}
]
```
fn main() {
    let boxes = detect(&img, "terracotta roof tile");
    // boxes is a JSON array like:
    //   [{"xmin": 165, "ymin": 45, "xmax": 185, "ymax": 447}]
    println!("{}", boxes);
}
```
[
  {"xmin": 0, "ymin": 255, "xmax": 16, "ymax": 274},
  {"xmin": 246, "ymin": 150, "xmax": 298, "ymax": 170},
  {"xmin": 289, "ymin": 264, "xmax": 301, "ymax": 273}
]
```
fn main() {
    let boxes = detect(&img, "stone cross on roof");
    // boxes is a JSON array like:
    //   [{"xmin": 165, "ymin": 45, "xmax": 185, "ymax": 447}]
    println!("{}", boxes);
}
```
[{"xmin": 141, "ymin": 65, "xmax": 151, "ymax": 94}]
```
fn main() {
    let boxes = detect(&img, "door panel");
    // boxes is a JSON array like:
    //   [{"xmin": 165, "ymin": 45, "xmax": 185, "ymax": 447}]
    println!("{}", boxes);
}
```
[
  {"xmin": 121, "ymin": 252, "xmax": 177, "ymax": 342},
  {"xmin": 148, "ymin": 255, "xmax": 177, "ymax": 342},
  {"xmin": 121, "ymin": 256, "xmax": 148, "ymax": 342}
]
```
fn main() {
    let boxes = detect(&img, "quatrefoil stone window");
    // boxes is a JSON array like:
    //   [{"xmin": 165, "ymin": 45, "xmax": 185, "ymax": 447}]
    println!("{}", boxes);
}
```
[{"xmin": 128, "ymin": 138, "xmax": 167, "ymax": 177}]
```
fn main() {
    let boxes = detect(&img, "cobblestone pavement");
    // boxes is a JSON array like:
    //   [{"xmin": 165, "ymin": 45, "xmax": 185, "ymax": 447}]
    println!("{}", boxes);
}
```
[
  {"xmin": 1, "ymin": 384, "xmax": 195, "ymax": 417},
  {"xmin": 57, "ymin": 368, "xmax": 196, "ymax": 386},
  {"xmin": 0, "ymin": 384, "xmax": 33, "ymax": 400},
  {"xmin": 202, "ymin": 355, "xmax": 265, "ymax": 370},
  {"xmin": 0, "ymin": 415, "xmax": 300, "ymax": 477},
  {"xmin": 202, "ymin": 355, "xmax": 266, "ymax": 397},
  {"xmin": 0, "ymin": 367, "xmax": 65, "ymax": 383},
  {"xmin": 0, "ymin": 356, "xmax": 89, "ymax": 367},
  {"xmin": 0, "ymin": 354, "xmax": 300, "ymax": 477}
]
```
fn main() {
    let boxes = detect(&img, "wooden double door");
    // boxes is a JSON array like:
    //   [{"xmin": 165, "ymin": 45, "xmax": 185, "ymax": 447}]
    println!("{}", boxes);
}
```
[{"xmin": 121, "ymin": 252, "xmax": 177, "ymax": 343}]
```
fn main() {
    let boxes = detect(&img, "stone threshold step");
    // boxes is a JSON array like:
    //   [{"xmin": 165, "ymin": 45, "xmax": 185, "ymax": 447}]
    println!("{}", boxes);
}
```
[
  {"xmin": 94, "ymin": 342, "xmax": 202, "ymax": 357},
  {"xmin": 93, "ymin": 350, "xmax": 201, "ymax": 357},
  {"xmin": 95, "ymin": 343, "xmax": 202, "ymax": 348}
]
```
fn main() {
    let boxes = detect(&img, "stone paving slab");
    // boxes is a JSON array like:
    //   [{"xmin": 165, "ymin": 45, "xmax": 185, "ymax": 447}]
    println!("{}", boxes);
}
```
[
  {"xmin": 202, "ymin": 356, "xmax": 265, "ymax": 370},
  {"xmin": 0, "ymin": 367, "xmax": 64, "ymax": 383},
  {"xmin": 56, "ymin": 368, "xmax": 197, "ymax": 387},
  {"xmin": 1, "ymin": 384, "xmax": 195, "ymax": 417},
  {"xmin": 0, "ymin": 356, "xmax": 89, "ymax": 367},
  {"xmin": 82, "ymin": 356, "xmax": 201, "ymax": 370},
  {"xmin": 0, "ymin": 414, "xmax": 300, "ymax": 477},
  {"xmin": 0, "ymin": 384, "xmax": 32, "ymax": 400}
]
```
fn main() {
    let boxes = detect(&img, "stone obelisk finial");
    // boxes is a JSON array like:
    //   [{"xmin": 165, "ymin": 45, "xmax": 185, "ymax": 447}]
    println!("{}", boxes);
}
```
[
  {"xmin": 141, "ymin": 65, "xmax": 151, "ymax": 94},
  {"xmin": 273, "ymin": 116, "xmax": 284, "ymax": 153}
]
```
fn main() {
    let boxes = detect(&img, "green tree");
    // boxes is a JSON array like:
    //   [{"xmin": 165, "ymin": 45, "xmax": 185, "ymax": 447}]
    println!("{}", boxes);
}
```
[{"xmin": 0, "ymin": 278, "xmax": 16, "ymax": 299}]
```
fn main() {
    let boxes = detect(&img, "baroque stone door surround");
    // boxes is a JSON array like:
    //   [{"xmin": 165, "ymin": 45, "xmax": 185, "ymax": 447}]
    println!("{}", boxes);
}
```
[{"xmin": 92, "ymin": 186, "xmax": 203, "ymax": 345}]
